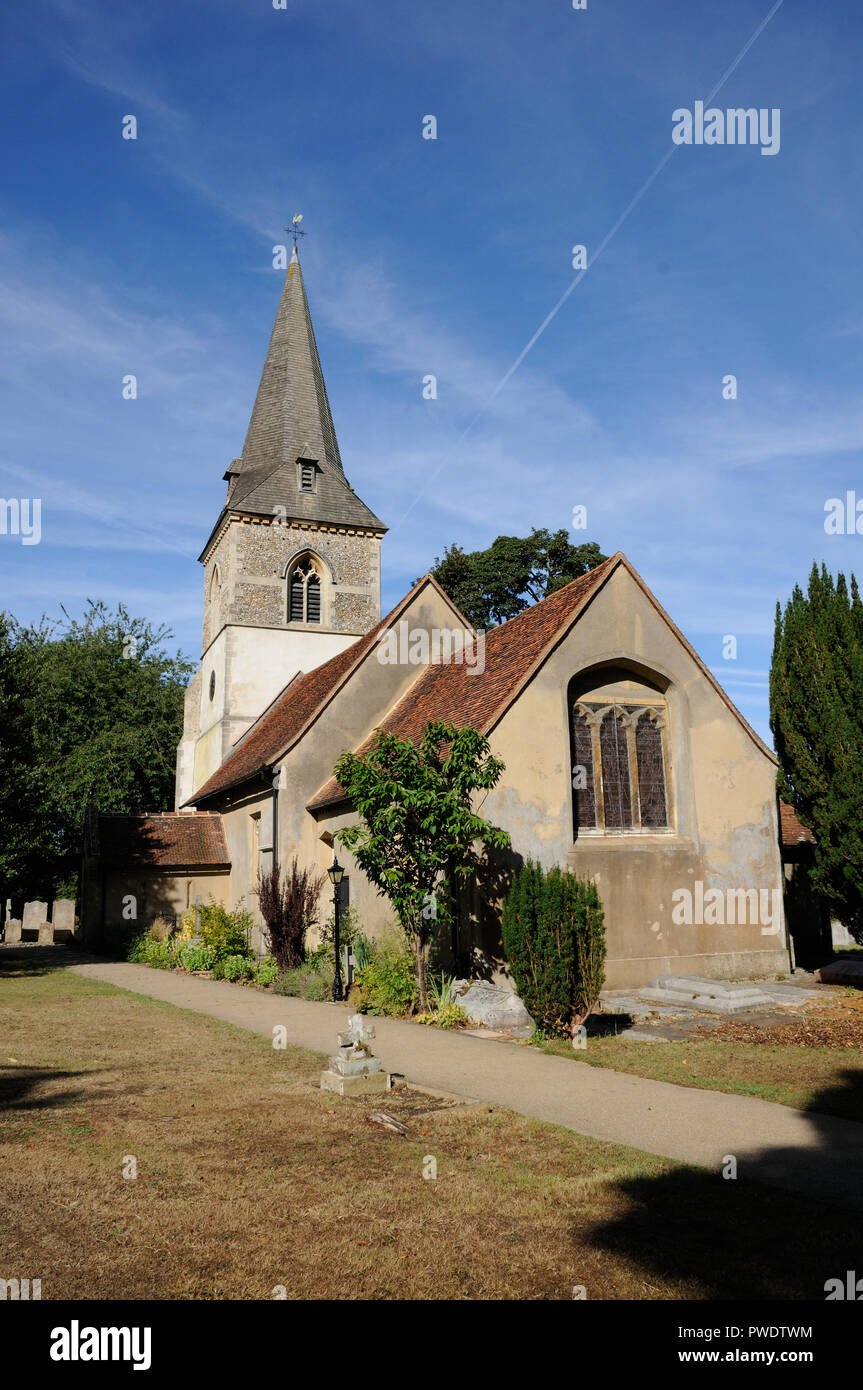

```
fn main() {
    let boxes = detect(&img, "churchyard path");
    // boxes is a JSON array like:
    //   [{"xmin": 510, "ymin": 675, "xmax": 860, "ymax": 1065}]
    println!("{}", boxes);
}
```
[{"xmin": 67, "ymin": 958, "xmax": 863, "ymax": 1210}]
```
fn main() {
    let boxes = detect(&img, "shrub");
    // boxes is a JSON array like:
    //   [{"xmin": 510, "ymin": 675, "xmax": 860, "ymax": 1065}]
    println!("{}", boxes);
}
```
[
  {"xmin": 253, "ymin": 957, "xmax": 279, "ymax": 987},
  {"xmin": 353, "ymin": 931, "xmax": 373, "ymax": 972},
  {"xmin": 215, "ymin": 953, "xmax": 254, "ymax": 982},
  {"xmin": 354, "ymin": 932, "xmax": 418, "ymax": 1017},
  {"xmin": 319, "ymin": 905, "xmax": 362, "ymax": 960},
  {"xmin": 256, "ymin": 860, "xmax": 325, "ymax": 972},
  {"xmin": 501, "ymin": 859, "xmax": 606, "ymax": 1037},
  {"xmin": 437, "ymin": 1001, "xmax": 468, "ymax": 1029},
  {"xmin": 273, "ymin": 961, "xmax": 331, "ymax": 1001},
  {"xmin": 128, "ymin": 932, "xmax": 176, "ymax": 970},
  {"xmin": 199, "ymin": 900, "xmax": 254, "ymax": 961},
  {"xmin": 415, "ymin": 1000, "xmax": 468, "ymax": 1029},
  {"xmin": 177, "ymin": 943, "xmax": 216, "ymax": 973}
]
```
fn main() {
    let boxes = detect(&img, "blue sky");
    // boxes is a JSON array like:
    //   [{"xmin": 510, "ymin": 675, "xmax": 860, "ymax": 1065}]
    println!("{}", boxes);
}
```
[{"xmin": 1, "ymin": 0, "xmax": 861, "ymax": 745}]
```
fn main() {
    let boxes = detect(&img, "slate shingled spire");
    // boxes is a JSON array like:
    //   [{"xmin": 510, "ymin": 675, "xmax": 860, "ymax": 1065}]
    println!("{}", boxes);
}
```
[{"xmin": 226, "ymin": 245, "xmax": 385, "ymax": 532}]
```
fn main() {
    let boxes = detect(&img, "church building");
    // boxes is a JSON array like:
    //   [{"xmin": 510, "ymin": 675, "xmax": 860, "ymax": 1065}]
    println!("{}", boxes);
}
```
[{"xmin": 81, "ymin": 247, "xmax": 790, "ymax": 989}]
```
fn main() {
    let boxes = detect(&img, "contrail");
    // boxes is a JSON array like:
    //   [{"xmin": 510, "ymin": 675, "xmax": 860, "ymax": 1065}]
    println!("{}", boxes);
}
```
[{"xmin": 391, "ymin": 0, "xmax": 787, "ymax": 534}]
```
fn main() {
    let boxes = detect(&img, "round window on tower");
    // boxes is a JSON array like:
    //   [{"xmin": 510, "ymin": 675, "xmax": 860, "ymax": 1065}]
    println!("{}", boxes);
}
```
[{"xmin": 209, "ymin": 671, "xmax": 216, "ymax": 702}]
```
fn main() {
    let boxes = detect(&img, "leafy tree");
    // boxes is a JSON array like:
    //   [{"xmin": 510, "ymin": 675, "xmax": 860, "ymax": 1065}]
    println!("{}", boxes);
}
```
[
  {"xmin": 0, "ymin": 601, "xmax": 193, "ymax": 903},
  {"xmin": 501, "ymin": 859, "xmax": 605, "ymax": 1036},
  {"xmin": 421, "ymin": 528, "xmax": 607, "ymax": 629},
  {"xmin": 333, "ymin": 721, "xmax": 511, "ymax": 1009},
  {"xmin": 770, "ymin": 562, "xmax": 863, "ymax": 940}
]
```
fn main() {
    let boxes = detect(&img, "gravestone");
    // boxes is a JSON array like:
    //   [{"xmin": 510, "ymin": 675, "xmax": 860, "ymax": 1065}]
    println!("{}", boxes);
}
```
[
  {"xmin": 22, "ymin": 901, "xmax": 49, "ymax": 938},
  {"xmin": 4, "ymin": 919, "xmax": 22, "ymax": 944},
  {"xmin": 52, "ymin": 900, "xmax": 75, "ymax": 933},
  {"xmin": 51, "ymin": 900, "xmax": 75, "ymax": 941},
  {"xmin": 320, "ymin": 1014, "xmax": 389, "ymax": 1096},
  {"xmin": 38, "ymin": 921, "xmax": 54, "ymax": 944}
]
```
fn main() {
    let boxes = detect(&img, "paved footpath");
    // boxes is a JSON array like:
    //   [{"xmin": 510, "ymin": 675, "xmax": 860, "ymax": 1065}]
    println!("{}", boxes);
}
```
[{"xmin": 67, "ymin": 959, "xmax": 863, "ymax": 1209}]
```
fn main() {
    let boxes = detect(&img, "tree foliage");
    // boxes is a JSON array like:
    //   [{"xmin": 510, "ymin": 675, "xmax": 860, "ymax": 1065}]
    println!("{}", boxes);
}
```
[
  {"xmin": 256, "ymin": 859, "xmax": 325, "ymax": 972},
  {"xmin": 0, "ymin": 601, "xmax": 193, "ymax": 902},
  {"xmin": 770, "ymin": 562, "xmax": 863, "ymax": 940},
  {"xmin": 422, "ymin": 528, "xmax": 607, "ymax": 629},
  {"xmin": 333, "ymin": 721, "xmax": 511, "ymax": 1008},
  {"xmin": 501, "ymin": 858, "xmax": 606, "ymax": 1036}
]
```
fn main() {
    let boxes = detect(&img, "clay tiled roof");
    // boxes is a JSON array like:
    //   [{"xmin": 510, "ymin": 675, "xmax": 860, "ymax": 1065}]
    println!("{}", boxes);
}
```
[
  {"xmin": 186, "ymin": 578, "xmax": 446, "ymax": 806},
  {"xmin": 307, "ymin": 555, "xmax": 617, "ymax": 810},
  {"xmin": 780, "ymin": 802, "xmax": 816, "ymax": 846},
  {"xmin": 307, "ymin": 551, "xmax": 778, "ymax": 812},
  {"xmin": 98, "ymin": 813, "xmax": 230, "ymax": 869}
]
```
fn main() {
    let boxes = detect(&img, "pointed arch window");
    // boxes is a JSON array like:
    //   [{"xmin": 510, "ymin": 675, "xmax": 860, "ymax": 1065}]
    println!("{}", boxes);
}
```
[
  {"xmin": 287, "ymin": 556, "xmax": 323, "ymax": 625},
  {"xmin": 571, "ymin": 698, "xmax": 671, "ymax": 835}
]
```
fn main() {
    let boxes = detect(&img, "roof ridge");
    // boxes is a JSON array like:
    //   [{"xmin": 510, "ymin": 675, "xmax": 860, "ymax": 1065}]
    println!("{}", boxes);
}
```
[{"xmin": 481, "ymin": 551, "xmax": 620, "ymax": 645}]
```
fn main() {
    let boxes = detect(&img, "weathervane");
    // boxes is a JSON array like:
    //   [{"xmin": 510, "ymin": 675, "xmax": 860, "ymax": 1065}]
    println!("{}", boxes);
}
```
[{"xmin": 287, "ymin": 213, "xmax": 306, "ymax": 249}]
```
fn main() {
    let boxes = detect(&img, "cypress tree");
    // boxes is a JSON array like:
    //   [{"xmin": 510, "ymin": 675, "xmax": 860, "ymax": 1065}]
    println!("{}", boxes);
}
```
[
  {"xmin": 502, "ymin": 858, "xmax": 606, "ymax": 1035},
  {"xmin": 770, "ymin": 562, "xmax": 863, "ymax": 940}
]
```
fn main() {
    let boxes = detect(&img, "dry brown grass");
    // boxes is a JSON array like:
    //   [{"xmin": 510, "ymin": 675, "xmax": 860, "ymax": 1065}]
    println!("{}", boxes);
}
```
[{"xmin": 0, "ymin": 957, "xmax": 856, "ymax": 1301}]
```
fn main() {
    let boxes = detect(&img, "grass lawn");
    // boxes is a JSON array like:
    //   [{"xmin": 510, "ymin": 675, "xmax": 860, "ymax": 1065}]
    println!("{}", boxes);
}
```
[
  {"xmin": 537, "ymin": 1004, "xmax": 863, "ymax": 1122},
  {"xmin": 0, "ymin": 953, "xmax": 858, "ymax": 1301}
]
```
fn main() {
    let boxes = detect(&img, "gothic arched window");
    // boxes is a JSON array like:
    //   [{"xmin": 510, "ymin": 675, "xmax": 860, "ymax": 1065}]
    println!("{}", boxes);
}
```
[
  {"xmin": 288, "ymin": 556, "xmax": 323, "ymax": 625},
  {"xmin": 570, "ymin": 689, "xmax": 671, "ymax": 836}
]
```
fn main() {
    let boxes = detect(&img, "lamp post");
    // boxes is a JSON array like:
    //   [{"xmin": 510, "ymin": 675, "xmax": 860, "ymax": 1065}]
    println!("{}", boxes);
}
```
[{"xmin": 328, "ymin": 855, "xmax": 345, "ymax": 1001}]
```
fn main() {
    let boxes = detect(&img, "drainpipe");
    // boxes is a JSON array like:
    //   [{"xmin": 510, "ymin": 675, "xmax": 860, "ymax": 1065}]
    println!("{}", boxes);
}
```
[{"xmin": 271, "ymin": 766, "xmax": 280, "ymax": 871}]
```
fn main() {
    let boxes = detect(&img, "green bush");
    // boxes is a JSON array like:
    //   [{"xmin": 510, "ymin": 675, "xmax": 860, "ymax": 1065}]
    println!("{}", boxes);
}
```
[
  {"xmin": 177, "ymin": 943, "xmax": 216, "ymax": 973},
  {"xmin": 353, "ymin": 931, "xmax": 373, "ymax": 972},
  {"xmin": 128, "ymin": 933, "xmax": 176, "ymax": 970},
  {"xmin": 199, "ymin": 900, "xmax": 254, "ymax": 961},
  {"xmin": 213, "ymin": 953, "xmax": 254, "ymax": 982},
  {"xmin": 253, "ymin": 957, "xmax": 279, "ymax": 987},
  {"xmin": 354, "ymin": 933, "xmax": 418, "ymax": 1017},
  {"xmin": 415, "ymin": 1000, "xmax": 468, "ymax": 1029},
  {"xmin": 273, "ymin": 960, "xmax": 332, "ymax": 1000},
  {"xmin": 501, "ymin": 859, "xmax": 605, "ymax": 1037},
  {"xmin": 319, "ymin": 905, "xmax": 362, "ymax": 960}
]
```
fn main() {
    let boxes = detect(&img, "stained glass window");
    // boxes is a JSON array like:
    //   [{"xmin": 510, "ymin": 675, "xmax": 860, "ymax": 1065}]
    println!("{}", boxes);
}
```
[
  {"xmin": 600, "ymin": 711, "xmax": 632, "ymax": 829},
  {"xmin": 636, "ymin": 713, "xmax": 668, "ymax": 827},
  {"xmin": 572, "ymin": 712, "xmax": 596, "ymax": 828}
]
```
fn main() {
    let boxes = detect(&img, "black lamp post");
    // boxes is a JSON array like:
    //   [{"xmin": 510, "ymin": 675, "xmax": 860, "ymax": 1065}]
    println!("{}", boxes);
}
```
[{"xmin": 328, "ymin": 855, "xmax": 345, "ymax": 1001}]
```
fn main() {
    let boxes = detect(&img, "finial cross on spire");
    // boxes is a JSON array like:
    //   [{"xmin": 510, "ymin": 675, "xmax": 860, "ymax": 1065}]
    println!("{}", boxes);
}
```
[{"xmin": 287, "ymin": 213, "xmax": 306, "ymax": 249}]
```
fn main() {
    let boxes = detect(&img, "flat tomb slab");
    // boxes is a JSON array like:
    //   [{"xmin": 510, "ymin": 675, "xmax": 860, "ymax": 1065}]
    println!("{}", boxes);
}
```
[{"xmin": 640, "ymin": 975, "xmax": 776, "ymax": 1013}]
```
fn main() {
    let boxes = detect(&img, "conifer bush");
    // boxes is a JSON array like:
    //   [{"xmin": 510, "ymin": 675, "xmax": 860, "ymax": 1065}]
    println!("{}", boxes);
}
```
[{"xmin": 501, "ymin": 859, "xmax": 605, "ymax": 1037}]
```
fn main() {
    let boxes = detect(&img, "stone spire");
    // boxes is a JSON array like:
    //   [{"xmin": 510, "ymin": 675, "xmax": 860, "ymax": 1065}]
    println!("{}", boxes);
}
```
[{"xmin": 225, "ymin": 245, "xmax": 384, "ymax": 532}]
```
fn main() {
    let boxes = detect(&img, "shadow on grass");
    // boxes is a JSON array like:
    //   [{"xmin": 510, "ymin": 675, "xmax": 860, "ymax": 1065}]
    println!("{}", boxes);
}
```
[
  {"xmin": 583, "ymin": 1068, "xmax": 863, "ymax": 1299},
  {"xmin": 0, "ymin": 1065, "xmax": 98, "ymax": 1113}
]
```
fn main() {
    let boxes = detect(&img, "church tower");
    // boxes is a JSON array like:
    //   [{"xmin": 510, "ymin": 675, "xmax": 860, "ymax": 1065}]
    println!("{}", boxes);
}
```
[{"xmin": 176, "ymin": 244, "xmax": 386, "ymax": 807}]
